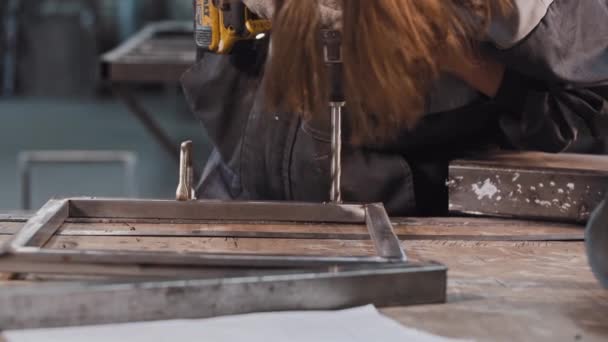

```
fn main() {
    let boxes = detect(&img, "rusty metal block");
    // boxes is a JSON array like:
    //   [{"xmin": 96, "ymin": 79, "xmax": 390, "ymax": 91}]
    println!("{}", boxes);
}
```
[{"xmin": 448, "ymin": 152, "xmax": 608, "ymax": 222}]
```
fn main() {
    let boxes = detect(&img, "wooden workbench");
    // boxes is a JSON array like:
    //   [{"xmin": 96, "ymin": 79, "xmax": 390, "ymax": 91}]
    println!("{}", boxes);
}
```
[{"xmin": 1, "ymin": 215, "xmax": 607, "ymax": 341}]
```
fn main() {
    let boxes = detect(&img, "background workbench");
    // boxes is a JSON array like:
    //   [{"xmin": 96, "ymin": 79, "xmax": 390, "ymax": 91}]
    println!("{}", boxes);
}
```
[{"xmin": 1, "ymin": 215, "xmax": 607, "ymax": 341}]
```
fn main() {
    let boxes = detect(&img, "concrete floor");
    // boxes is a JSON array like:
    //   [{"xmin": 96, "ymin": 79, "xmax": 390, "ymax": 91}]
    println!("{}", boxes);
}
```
[{"xmin": 0, "ymin": 92, "xmax": 211, "ymax": 210}]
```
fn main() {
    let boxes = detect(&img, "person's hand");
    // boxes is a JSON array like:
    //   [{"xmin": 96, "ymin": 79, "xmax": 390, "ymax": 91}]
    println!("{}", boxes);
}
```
[{"xmin": 242, "ymin": 0, "xmax": 341, "ymax": 27}]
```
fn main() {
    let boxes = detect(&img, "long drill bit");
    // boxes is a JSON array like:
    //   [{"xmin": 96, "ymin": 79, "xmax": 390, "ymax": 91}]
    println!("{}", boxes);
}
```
[
  {"xmin": 330, "ymin": 102, "xmax": 344, "ymax": 203},
  {"xmin": 322, "ymin": 29, "xmax": 344, "ymax": 203}
]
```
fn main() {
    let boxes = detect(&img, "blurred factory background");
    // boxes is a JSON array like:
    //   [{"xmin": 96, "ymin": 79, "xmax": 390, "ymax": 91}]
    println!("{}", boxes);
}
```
[{"xmin": 0, "ymin": 0, "xmax": 210, "ymax": 211}]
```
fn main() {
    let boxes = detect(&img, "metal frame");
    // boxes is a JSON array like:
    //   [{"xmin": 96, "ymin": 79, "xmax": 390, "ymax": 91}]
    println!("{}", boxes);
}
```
[
  {"xmin": 0, "ymin": 199, "xmax": 447, "ymax": 329},
  {"xmin": 0, "ymin": 198, "xmax": 411, "ymax": 277},
  {"xmin": 18, "ymin": 151, "xmax": 138, "ymax": 210},
  {"xmin": 0, "ymin": 263, "xmax": 446, "ymax": 330}
]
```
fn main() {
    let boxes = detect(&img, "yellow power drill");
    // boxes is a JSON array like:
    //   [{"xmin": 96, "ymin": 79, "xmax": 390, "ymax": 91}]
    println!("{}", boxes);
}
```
[{"xmin": 195, "ymin": 0, "xmax": 271, "ymax": 54}]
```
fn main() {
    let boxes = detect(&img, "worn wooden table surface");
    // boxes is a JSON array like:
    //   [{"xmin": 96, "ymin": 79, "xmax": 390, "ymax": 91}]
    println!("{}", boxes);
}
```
[{"xmin": 1, "ymin": 216, "xmax": 607, "ymax": 341}]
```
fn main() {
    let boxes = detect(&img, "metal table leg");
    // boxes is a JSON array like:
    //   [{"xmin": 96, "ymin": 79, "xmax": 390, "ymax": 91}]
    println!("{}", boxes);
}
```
[
  {"xmin": 114, "ymin": 85, "xmax": 181, "ymax": 164},
  {"xmin": 2, "ymin": 0, "xmax": 21, "ymax": 96}
]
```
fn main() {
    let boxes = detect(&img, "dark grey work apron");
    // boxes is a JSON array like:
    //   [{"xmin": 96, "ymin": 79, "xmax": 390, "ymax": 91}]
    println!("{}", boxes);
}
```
[
  {"xmin": 180, "ymin": 42, "xmax": 509, "ymax": 216},
  {"xmin": 181, "ymin": 42, "xmax": 422, "ymax": 216}
]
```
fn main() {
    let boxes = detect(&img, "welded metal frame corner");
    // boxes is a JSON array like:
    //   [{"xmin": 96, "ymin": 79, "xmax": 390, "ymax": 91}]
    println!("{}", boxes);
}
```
[
  {"xmin": 365, "ymin": 203, "xmax": 407, "ymax": 261},
  {"xmin": 3, "ymin": 198, "xmax": 407, "ymax": 276},
  {"xmin": 7, "ymin": 198, "xmax": 69, "ymax": 252}
]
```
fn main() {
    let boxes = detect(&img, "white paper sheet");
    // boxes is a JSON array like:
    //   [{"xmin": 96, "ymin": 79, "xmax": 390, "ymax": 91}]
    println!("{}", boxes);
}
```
[{"xmin": 4, "ymin": 305, "xmax": 466, "ymax": 342}]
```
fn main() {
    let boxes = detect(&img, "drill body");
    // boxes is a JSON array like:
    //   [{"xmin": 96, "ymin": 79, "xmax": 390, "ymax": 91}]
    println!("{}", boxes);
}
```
[{"xmin": 195, "ymin": 0, "xmax": 271, "ymax": 54}]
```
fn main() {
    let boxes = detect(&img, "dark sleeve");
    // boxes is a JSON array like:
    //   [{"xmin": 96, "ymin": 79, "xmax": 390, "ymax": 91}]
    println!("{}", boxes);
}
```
[
  {"xmin": 181, "ymin": 42, "xmax": 267, "ymax": 160},
  {"xmin": 494, "ymin": 71, "xmax": 608, "ymax": 153},
  {"xmin": 486, "ymin": 0, "xmax": 608, "ymax": 153}
]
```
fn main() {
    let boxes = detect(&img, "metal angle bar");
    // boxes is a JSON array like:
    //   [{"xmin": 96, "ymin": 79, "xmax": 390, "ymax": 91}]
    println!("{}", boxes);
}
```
[
  {"xmin": 365, "ymin": 204, "xmax": 407, "ymax": 261},
  {"xmin": 398, "ymin": 234, "xmax": 584, "ymax": 242},
  {"xmin": 1, "ymin": 227, "xmax": 584, "ymax": 242},
  {"xmin": 53, "ymin": 228, "xmax": 375, "ymax": 240},
  {"xmin": 0, "ymin": 257, "xmax": 226, "ymax": 279},
  {"xmin": 44, "ymin": 229, "xmax": 585, "ymax": 242},
  {"xmin": 8, "ymin": 248, "xmax": 387, "ymax": 270},
  {"xmin": 0, "ymin": 264, "xmax": 447, "ymax": 330},
  {"xmin": 68, "ymin": 198, "xmax": 367, "ymax": 223},
  {"xmin": 5, "ymin": 199, "xmax": 69, "ymax": 252},
  {"xmin": 0, "ymin": 255, "xmax": 345, "ymax": 279}
]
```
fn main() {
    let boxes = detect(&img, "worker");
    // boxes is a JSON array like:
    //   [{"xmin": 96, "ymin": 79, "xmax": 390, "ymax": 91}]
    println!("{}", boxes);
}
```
[{"xmin": 181, "ymin": 0, "xmax": 608, "ymax": 216}]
